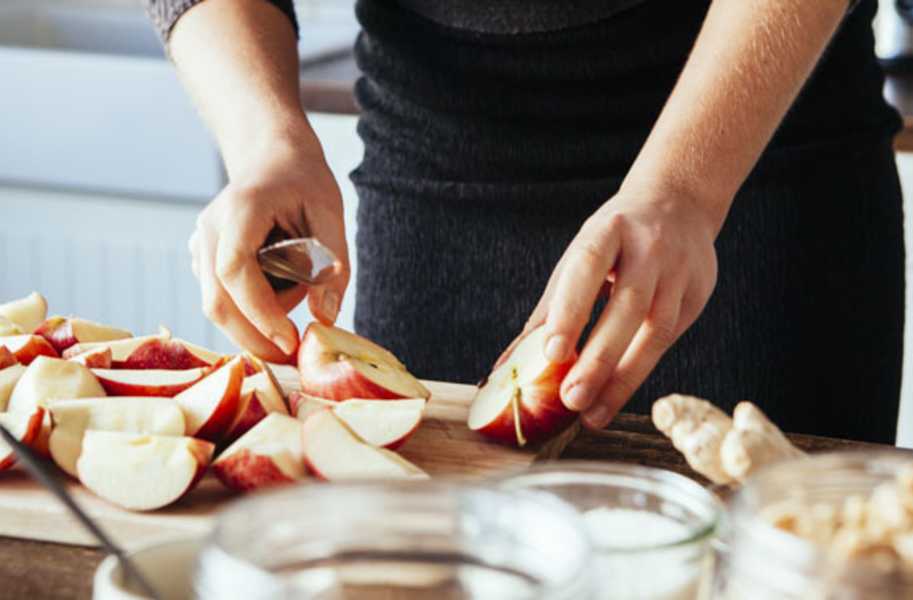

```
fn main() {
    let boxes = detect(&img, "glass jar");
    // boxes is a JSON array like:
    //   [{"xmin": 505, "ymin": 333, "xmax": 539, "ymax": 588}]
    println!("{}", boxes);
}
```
[
  {"xmin": 498, "ymin": 461, "xmax": 721, "ymax": 600},
  {"xmin": 713, "ymin": 451, "xmax": 913, "ymax": 599},
  {"xmin": 193, "ymin": 480, "xmax": 593, "ymax": 600}
]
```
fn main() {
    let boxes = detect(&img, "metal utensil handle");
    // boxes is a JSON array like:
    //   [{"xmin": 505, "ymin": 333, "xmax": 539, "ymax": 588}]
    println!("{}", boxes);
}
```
[{"xmin": 0, "ymin": 424, "xmax": 161, "ymax": 600}]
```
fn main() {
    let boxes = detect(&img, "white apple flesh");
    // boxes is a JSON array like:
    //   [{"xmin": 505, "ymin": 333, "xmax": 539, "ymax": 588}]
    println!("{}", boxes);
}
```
[
  {"xmin": 468, "ymin": 326, "xmax": 577, "ymax": 447},
  {"xmin": 213, "ymin": 413, "xmax": 306, "ymax": 491},
  {"xmin": 91, "ymin": 367, "xmax": 208, "ymax": 397},
  {"xmin": 302, "ymin": 409, "xmax": 428, "ymax": 481},
  {"xmin": 0, "ymin": 292, "xmax": 47, "ymax": 333},
  {"xmin": 174, "ymin": 356, "xmax": 244, "ymax": 441},
  {"xmin": 0, "ymin": 335, "xmax": 58, "ymax": 365},
  {"xmin": 0, "ymin": 316, "xmax": 23, "ymax": 337},
  {"xmin": 49, "ymin": 397, "xmax": 185, "ymax": 477},
  {"xmin": 0, "ymin": 364, "xmax": 26, "ymax": 411},
  {"xmin": 297, "ymin": 323, "xmax": 430, "ymax": 401},
  {"xmin": 34, "ymin": 316, "xmax": 131, "ymax": 354},
  {"xmin": 77, "ymin": 431, "xmax": 213, "ymax": 511},
  {"xmin": 0, "ymin": 408, "xmax": 45, "ymax": 470},
  {"xmin": 67, "ymin": 347, "xmax": 113, "ymax": 369}
]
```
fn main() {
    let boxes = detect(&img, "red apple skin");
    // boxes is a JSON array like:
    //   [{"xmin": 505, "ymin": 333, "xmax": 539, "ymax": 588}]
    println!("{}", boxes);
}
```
[
  {"xmin": 222, "ymin": 392, "xmax": 267, "ymax": 444},
  {"xmin": 0, "ymin": 408, "xmax": 45, "ymax": 471},
  {"xmin": 118, "ymin": 339, "xmax": 211, "ymax": 370},
  {"xmin": 0, "ymin": 346, "xmax": 16, "ymax": 370},
  {"xmin": 212, "ymin": 448, "xmax": 296, "ymax": 492},
  {"xmin": 298, "ymin": 358, "xmax": 406, "ymax": 401},
  {"xmin": 190, "ymin": 360, "xmax": 245, "ymax": 442},
  {"xmin": 94, "ymin": 370, "xmax": 207, "ymax": 398},
  {"xmin": 383, "ymin": 421, "xmax": 421, "ymax": 451},
  {"xmin": 474, "ymin": 356, "xmax": 577, "ymax": 447},
  {"xmin": 68, "ymin": 347, "xmax": 113, "ymax": 369},
  {"xmin": 0, "ymin": 335, "xmax": 59, "ymax": 365}
]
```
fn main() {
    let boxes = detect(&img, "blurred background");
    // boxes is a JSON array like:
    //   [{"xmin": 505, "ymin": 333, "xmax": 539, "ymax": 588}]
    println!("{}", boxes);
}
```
[{"xmin": 2, "ymin": 0, "xmax": 913, "ymax": 445}]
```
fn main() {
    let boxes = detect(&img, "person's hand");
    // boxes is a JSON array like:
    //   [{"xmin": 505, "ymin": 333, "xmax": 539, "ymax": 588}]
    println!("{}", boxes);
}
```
[
  {"xmin": 189, "ymin": 133, "xmax": 350, "ymax": 363},
  {"xmin": 519, "ymin": 182, "xmax": 722, "ymax": 430}
]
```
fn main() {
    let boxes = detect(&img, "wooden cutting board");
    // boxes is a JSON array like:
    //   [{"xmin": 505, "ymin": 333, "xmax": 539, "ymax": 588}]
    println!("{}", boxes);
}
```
[{"xmin": 0, "ymin": 366, "xmax": 539, "ymax": 548}]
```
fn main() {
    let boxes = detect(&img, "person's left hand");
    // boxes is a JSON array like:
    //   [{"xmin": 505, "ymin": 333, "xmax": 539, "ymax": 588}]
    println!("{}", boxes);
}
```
[{"xmin": 514, "ymin": 182, "xmax": 724, "ymax": 430}]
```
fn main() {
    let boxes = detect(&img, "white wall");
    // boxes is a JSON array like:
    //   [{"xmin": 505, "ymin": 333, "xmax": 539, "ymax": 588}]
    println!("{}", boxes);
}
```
[{"xmin": 894, "ymin": 153, "xmax": 913, "ymax": 447}]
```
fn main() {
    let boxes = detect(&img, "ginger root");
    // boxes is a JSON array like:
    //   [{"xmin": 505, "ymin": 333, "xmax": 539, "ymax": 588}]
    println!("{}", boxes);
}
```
[{"xmin": 652, "ymin": 395, "xmax": 803, "ymax": 485}]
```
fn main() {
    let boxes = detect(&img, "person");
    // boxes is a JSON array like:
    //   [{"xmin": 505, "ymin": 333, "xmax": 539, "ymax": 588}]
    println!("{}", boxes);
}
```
[{"xmin": 144, "ymin": 0, "xmax": 903, "ymax": 444}]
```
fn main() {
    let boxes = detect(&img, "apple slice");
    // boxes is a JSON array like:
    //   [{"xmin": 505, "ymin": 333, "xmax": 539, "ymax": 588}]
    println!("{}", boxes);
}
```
[
  {"xmin": 302, "ymin": 409, "xmax": 428, "ymax": 481},
  {"xmin": 223, "ymin": 369, "xmax": 289, "ymax": 443},
  {"xmin": 174, "ymin": 356, "xmax": 244, "ymax": 441},
  {"xmin": 468, "ymin": 326, "xmax": 577, "ymax": 447},
  {"xmin": 288, "ymin": 391, "xmax": 333, "ymax": 420},
  {"xmin": 7, "ymin": 356, "xmax": 106, "ymax": 414},
  {"xmin": 213, "ymin": 413, "xmax": 306, "ymax": 491},
  {"xmin": 68, "ymin": 346, "xmax": 113, "ymax": 369},
  {"xmin": 48, "ymin": 397, "xmax": 184, "ymax": 477},
  {"xmin": 77, "ymin": 431, "xmax": 213, "ymax": 511},
  {"xmin": 0, "ymin": 346, "xmax": 17, "ymax": 370},
  {"xmin": 0, "ymin": 364, "xmax": 26, "ymax": 411},
  {"xmin": 0, "ymin": 316, "xmax": 23, "ymax": 337},
  {"xmin": 62, "ymin": 330, "xmax": 170, "ymax": 364},
  {"xmin": 0, "ymin": 408, "xmax": 45, "ymax": 471},
  {"xmin": 34, "ymin": 316, "xmax": 131, "ymax": 354},
  {"xmin": 0, "ymin": 292, "xmax": 47, "ymax": 333},
  {"xmin": 91, "ymin": 367, "xmax": 208, "ymax": 397},
  {"xmin": 297, "ymin": 323, "xmax": 430, "ymax": 401},
  {"xmin": 0, "ymin": 335, "xmax": 58, "ymax": 365},
  {"xmin": 332, "ymin": 398, "xmax": 425, "ymax": 450}
]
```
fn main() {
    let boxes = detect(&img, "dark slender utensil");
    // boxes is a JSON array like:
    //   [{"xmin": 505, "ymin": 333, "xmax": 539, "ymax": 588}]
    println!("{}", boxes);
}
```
[{"xmin": 0, "ymin": 424, "xmax": 161, "ymax": 600}]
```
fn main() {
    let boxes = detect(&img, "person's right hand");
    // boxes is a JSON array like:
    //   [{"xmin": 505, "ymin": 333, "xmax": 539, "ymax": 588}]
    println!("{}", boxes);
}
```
[{"xmin": 189, "ymin": 134, "xmax": 350, "ymax": 363}]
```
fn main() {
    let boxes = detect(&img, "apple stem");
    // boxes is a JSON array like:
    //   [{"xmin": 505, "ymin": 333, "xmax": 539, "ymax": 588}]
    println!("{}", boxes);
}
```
[{"xmin": 511, "ymin": 387, "xmax": 527, "ymax": 447}]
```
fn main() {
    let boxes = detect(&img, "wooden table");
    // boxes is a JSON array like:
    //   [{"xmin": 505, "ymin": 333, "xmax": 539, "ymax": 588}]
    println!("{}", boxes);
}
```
[{"xmin": 0, "ymin": 413, "xmax": 888, "ymax": 600}]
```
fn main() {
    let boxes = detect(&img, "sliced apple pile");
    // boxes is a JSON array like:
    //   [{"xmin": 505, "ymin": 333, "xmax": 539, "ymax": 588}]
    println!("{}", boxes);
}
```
[
  {"xmin": 298, "ymin": 323, "xmax": 429, "ymax": 401},
  {"xmin": 34, "ymin": 316, "xmax": 132, "ymax": 354},
  {"xmin": 77, "ymin": 431, "xmax": 213, "ymax": 511},
  {"xmin": 49, "ymin": 397, "xmax": 185, "ymax": 477},
  {"xmin": 213, "ymin": 413, "xmax": 306, "ymax": 491},
  {"xmin": 0, "ymin": 408, "xmax": 45, "ymax": 471},
  {"xmin": 62, "ymin": 329, "xmax": 223, "ymax": 370},
  {"xmin": 0, "ymin": 292, "xmax": 48, "ymax": 333},
  {"xmin": 302, "ymin": 409, "xmax": 428, "ymax": 481},
  {"xmin": 468, "ymin": 326, "xmax": 577, "ymax": 447},
  {"xmin": 92, "ymin": 367, "xmax": 208, "ymax": 397},
  {"xmin": 223, "ymin": 368, "xmax": 288, "ymax": 443}
]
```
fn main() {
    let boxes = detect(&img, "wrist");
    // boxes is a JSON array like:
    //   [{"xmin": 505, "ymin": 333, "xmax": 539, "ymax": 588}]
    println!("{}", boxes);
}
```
[{"xmin": 221, "ymin": 113, "xmax": 323, "ymax": 180}]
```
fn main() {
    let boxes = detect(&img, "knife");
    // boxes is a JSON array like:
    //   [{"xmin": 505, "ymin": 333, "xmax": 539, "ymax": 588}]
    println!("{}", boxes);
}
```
[
  {"xmin": 0, "ymin": 424, "xmax": 161, "ymax": 600},
  {"xmin": 258, "ymin": 226, "xmax": 342, "ymax": 291}
]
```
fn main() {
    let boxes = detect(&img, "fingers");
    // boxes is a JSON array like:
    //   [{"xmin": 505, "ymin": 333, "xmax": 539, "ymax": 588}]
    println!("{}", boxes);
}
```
[
  {"xmin": 215, "ymin": 207, "xmax": 299, "ymax": 355},
  {"xmin": 560, "ymin": 254, "xmax": 660, "ymax": 414},
  {"xmin": 543, "ymin": 220, "xmax": 621, "ymax": 365},
  {"xmin": 303, "ymin": 194, "xmax": 350, "ymax": 325},
  {"xmin": 581, "ymin": 281, "xmax": 684, "ymax": 430}
]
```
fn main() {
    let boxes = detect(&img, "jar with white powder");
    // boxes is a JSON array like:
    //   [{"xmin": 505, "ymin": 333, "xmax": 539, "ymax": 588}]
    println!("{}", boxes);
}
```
[{"xmin": 499, "ymin": 462, "xmax": 721, "ymax": 600}]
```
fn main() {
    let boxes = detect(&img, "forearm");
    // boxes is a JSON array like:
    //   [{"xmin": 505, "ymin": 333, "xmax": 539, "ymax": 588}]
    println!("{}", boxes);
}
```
[
  {"xmin": 167, "ymin": 0, "xmax": 318, "ymax": 178},
  {"xmin": 624, "ymin": 0, "xmax": 848, "ymax": 232}
]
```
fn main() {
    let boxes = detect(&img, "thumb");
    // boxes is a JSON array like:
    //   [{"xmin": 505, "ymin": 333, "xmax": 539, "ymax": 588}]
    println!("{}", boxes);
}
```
[{"xmin": 308, "ymin": 270, "xmax": 348, "ymax": 325}]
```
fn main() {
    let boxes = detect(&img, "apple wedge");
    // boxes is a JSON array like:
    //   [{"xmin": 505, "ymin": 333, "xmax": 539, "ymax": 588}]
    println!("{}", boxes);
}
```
[
  {"xmin": 288, "ymin": 391, "xmax": 333, "ymax": 420},
  {"xmin": 92, "ymin": 367, "xmax": 208, "ymax": 397},
  {"xmin": 0, "ymin": 316, "xmax": 22, "ymax": 337},
  {"xmin": 68, "ymin": 347, "xmax": 113, "ymax": 369},
  {"xmin": 0, "ymin": 292, "xmax": 47, "ymax": 333},
  {"xmin": 174, "ymin": 356, "xmax": 244, "ymax": 441},
  {"xmin": 224, "ymin": 369, "xmax": 289, "ymax": 443},
  {"xmin": 0, "ymin": 335, "xmax": 58, "ymax": 365},
  {"xmin": 7, "ymin": 356, "xmax": 105, "ymax": 414},
  {"xmin": 77, "ymin": 431, "xmax": 213, "ymax": 511},
  {"xmin": 468, "ymin": 326, "xmax": 577, "ymax": 447},
  {"xmin": 48, "ymin": 397, "xmax": 185, "ymax": 477},
  {"xmin": 34, "ymin": 316, "xmax": 131, "ymax": 354},
  {"xmin": 62, "ymin": 330, "xmax": 169, "ymax": 364},
  {"xmin": 0, "ymin": 346, "xmax": 17, "ymax": 370},
  {"xmin": 298, "ymin": 323, "xmax": 430, "ymax": 401},
  {"xmin": 0, "ymin": 408, "xmax": 45, "ymax": 471},
  {"xmin": 291, "ymin": 393, "xmax": 423, "ymax": 449},
  {"xmin": 302, "ymin": 409, "xmax": 428, "ymax": 481},
  {"xmin": 0, "ymin": 364, "xmax": 26, "ymax": 411},
  {"xmin": 213, "ymin": 413, "xmax": 306, "ymax": 491}
]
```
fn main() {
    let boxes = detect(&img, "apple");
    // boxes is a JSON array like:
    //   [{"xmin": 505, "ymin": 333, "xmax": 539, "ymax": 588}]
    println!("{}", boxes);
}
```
[
  {"xmin": 67, "ymin": 347, "xmax": 113, "ymax": 369},
  {"xmin": 7, "ymin": 356, "xmax": 106, "ymax": 414},
  {"xmin": 0, "ymin": 364, "xmax": 26, "ymax": 411},
  {"xmin": 291, "ymin": 392, "xmax": 424, "ymax": 449},
  {"xmin": 48, "ymin": 396, "xmax": 184, "ymax": 477},
  {"xmin": 297, "ymin": 323, "xmax": 430, "ymax": 401},
  {"xmin": 213, "ymin": 413, "xmax": 306, "ymax": 491},
  {"xmin": 0, "ymin": 408, "xmax": 45, "ymax": 471},
  {"xmin": 0, "ymin": 335, "xmax": 58, "ymax": 365},
  {"xmin": 91, "ymin": 367, "xmax": 208, "ymax": 397},
  {"xmin": 223, "ymin": 369, "xmax": 289, "ymax": 443},
  {"xmin": 34, "ymin": 316, "xmax": 131, "ymax": 354},
  {"xmin": 174, "ymin": 356, "xmax": 244, "ymax": 441},
  {"xmin": 62, "ymin": 331, "xmax": 169, "ymax": 364},
  {"xmin": 301, "ymin": 409, "xmax": 428, "ymax": 481},
  {"xmin": 76, "ymin": 431, "xmax": 213, "ymax": 511},
  {"xmin": 467, "ymin": 326, "xmax": 577, "ymax": 447},
  {"xmin": 0, "ymin": 292, "xmax": 47, "ymax": 332},
  {"xmin": 119, "ymin": 337, "xmax": 223, "ymax": 370},
  {"xmin": 288, "ymin": 391, "xmax": 333, "ymax": 420},
  {"xmin": 0, "ymin": 346, "xmax": 17, "ymax": 370},
  {"xmin": 0, "ymin": 316, "xmax": 22, "ymax": 337}
]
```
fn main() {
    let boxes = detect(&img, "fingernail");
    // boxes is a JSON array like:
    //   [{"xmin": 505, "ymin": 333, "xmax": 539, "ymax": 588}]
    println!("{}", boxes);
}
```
[
  {"xmin": 272, "ymin": 334, "xmax": 297, "ymax": 356},
  {"xmin": 322, "ymin": 291, "xmax": 340, "ymax": 321},
  {"xmin": 583, "ymin": 404, "xmax": 611, "ymax": 429},
  {"xmin": 563, "ymin": 384, "xmax": 590, "ymax": 411},
  {"xmin": 544, "ymin": 335, "xmax": 569, "ymax": 363}
]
